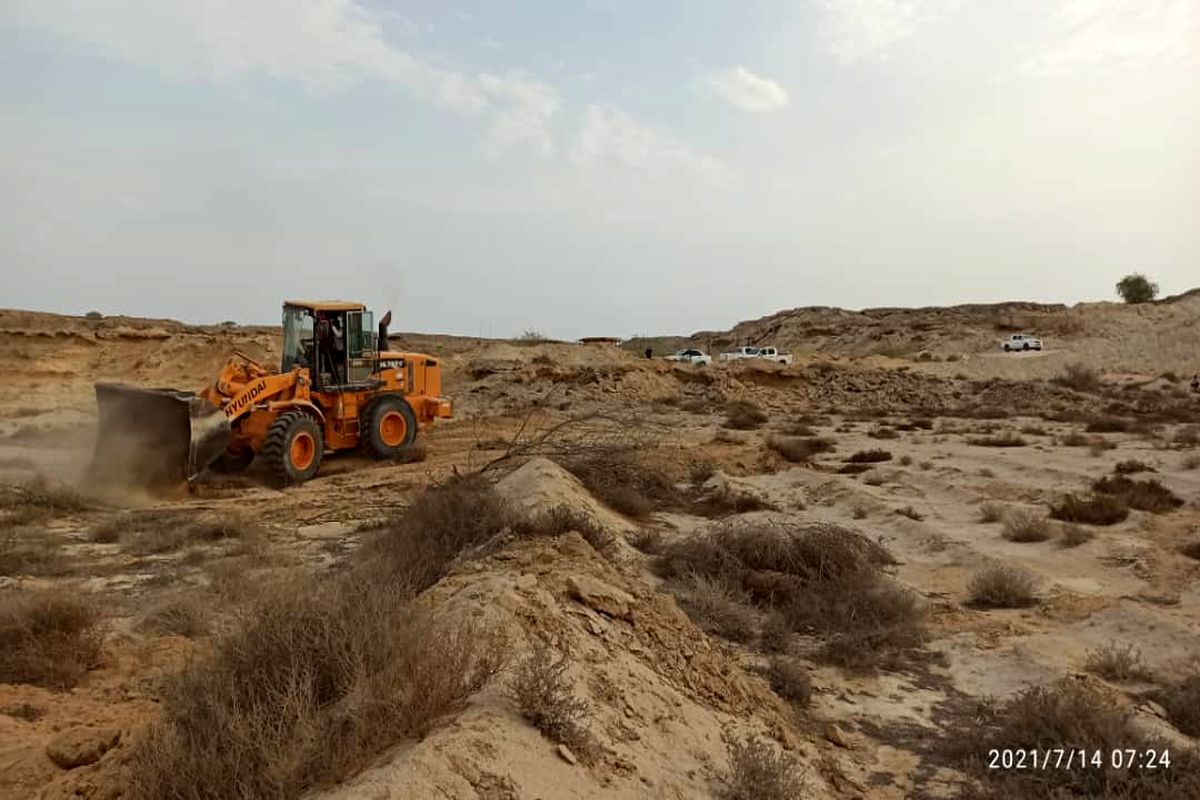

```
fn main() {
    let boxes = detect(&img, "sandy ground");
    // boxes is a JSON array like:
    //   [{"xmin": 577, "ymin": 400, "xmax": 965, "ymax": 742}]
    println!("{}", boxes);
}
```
[{"xmin": 1, "ymin": 306, "xmax": 1198, "ymax": 798}]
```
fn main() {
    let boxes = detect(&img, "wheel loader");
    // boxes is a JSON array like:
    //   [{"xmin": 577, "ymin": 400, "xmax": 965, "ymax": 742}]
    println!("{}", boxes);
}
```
[{"xmin": 92, "ymin": 301, "xmax": 451, "ymax": 486}]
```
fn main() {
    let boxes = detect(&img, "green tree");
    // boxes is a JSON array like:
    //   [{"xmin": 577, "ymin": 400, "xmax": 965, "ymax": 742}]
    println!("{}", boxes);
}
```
[{"xmin": 1115, "ymin": 273, "xmax": 1158, "ymax": 304}]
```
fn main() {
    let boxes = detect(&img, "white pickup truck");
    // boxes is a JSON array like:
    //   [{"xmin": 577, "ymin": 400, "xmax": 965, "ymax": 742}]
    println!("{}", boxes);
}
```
[
  {"xmin": 719, "ymin": 346, "xmax": 793, "ymax": 365},
  {"xmin": 664, "ymin": 348, "xmax": 712, "ymax": 366},
  {"xmin": 1000, "ymin": 333, "xmax": 1043, "ymax": 352}
]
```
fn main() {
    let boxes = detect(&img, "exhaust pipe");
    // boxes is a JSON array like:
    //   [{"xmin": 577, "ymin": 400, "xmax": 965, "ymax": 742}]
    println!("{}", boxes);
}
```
[{"xmin": 92, "ymin": 383, "xmax": 232, "ymax": 487}]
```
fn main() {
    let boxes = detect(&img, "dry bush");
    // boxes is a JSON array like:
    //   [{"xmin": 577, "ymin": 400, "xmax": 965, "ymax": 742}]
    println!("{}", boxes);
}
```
[
  {"xmin": 1058, "ymin": 431, "xmax": 1089, "ymax": 446},
  {"xmin": 1019, "ymin": 424, "xmax": 1048, "ymax": 436},
  {"xmin": 767, "ymin": 435, "xmax": 835, "ymax": 463},
  {"xmin": 509, "ymin": 645, "xmax": 597, "ymax": 762},
  {"xmin": 1001, "ymin": 510, "xmax": 1052, "ymax": 543},
  {"xmin": 523, "ymin": 505, "xmax": 613, "ymax": 556},
  {"xmin": 861, "ymin": 470, "xmax": 888, "ymax": 486},
  {"xmin": 847, "ymin": 449, "xmax": 892, "ymax": 464},
  {"xmin": 668, "ymin": 574, "xmax": 759, "ymax": 643},
  {"xmin": 850, "ymin": 502, "xmax": 869, "ymax": 520},
  {"xmin": 137, "ymin": 595, "xmax": 209, "ymax": 638},
  {"xmin": 1182, "ymin": 454, "xmax": 1200, "ymax": 470},
  {"xmin": 868, "ymin": 426, "xmax": 899, "ymax": 440},
  {"xmin": 1114, "ymin": 459, "xmax": 1154, "ymax": 474},
  {"xmin": 766, "ymin": 657, "xmax": 813, "ymax": 707},
  {"xmin": 689, "ymin": 461, "xmax": 717, "ymax": 484},
  {"xmin": 967, "ymin": 432, "xmax": 1027, "ymax": 448},
  {"xmin": 1090, "ymin": 475, "xmax": 1182, "ymax": 514},
  {"xmin": 0, "ymin": 701, "xmax": 44, "ymax": 721},
  {"xmin": 364, "ymin": 474, "xmax": 516, "ymax": 591},
  {"xmin": 978, "ymin": 502, "xmax": 1004, "ymax": 523},
  {"xmin": 1058, "ymin": 524, "xmax": 1094, "ymax": 548},
  {"xmin": 1049, "ymin": 493, "xmax": 1129, "ymax": 526},
  {"xmin": 894, "ymin": 505, "xmax": 924, "ymax": 521},
  {"xmin": 898, "ymin": 455, "xmax": 913, "ymax": 466},
  {"xmin": 1180, "ymin": 541, "xmax": 1200, "ymax": 561},
  {"xmin": 128, "ymin": 576, "xmax": 506, "ymax": 798},
  {"xmin": 779, "ymin": 422, "xmax": 816, "ymax": 437},
  {"xmin": 978, "ymin": 467, "xmax": 995, "ymax": 478},
  {"xmin": 0, "ymin": 534, "xmax": 68, "ymax": 577},
  {"xmin": 629, "ymin": 528, "xmax": 664, "ymax": 554},
  {"xmin": 659, "ymin": 522, "xmax": 921, "ymax": 671},
  {"xmin": 967, "ymin": 565, "xmax": 1037, "ymax": 608},
  {"xmin": 1084, "ymin": 642, "xmax": 1153, "ymax": 682},
  {"xmin": 1173, "ymin": 425, "xmax": 1199, "ymax": 447},
  {"xmin": 0, "ymin": 476, "xmax": 91, "ymax": 515},
  {"xmin": 722, "ymin": 732, "xmax": 806, "ymax": 800},
  {"xmin": 1157, "ymin": 671, "xmax": 1200, "ymax": 737},
  {"xmin": 759, "ymin": 612, "xmax": 792, "ymax": 653},
  {"xmin": 690, "ymin": 484, "xmax": 777, "ymax": 518},
  {"xmin": 1085, "ymin": 416, "xmax": 1136, "ymax": 433},
  {"xmin": 723, "ymin": 400, "xmax": 768, "ymax": 431},
  {"xmin": 561, "ymin": 449, "xmax": 679, "ymax": 519},
  {"xmin": 1054, "ymin": 363, "xmax": 1101, "ymax": 392},
  {"xmin": 837, "ymin": 463, "xmax": 872, "ymax": 475},
  {"xmin": 941, "ymin": 680, "xmax": 1199, "ymax": 798},
  {"xmin": 0, "ymin": 589, "xmax": 102, "ymax": 688}
]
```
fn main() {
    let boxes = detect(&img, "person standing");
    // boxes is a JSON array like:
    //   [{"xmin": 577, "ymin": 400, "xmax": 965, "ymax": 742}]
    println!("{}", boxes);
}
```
[{"xmin": 378, "ymin": 310, "xmax": 392, "ymax": 351}]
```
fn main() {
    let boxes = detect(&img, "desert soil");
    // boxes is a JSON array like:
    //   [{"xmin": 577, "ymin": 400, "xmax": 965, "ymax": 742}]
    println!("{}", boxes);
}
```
[{"xmin": 1, "ymin": 300, "xmax": 1198, "ymax": 799}]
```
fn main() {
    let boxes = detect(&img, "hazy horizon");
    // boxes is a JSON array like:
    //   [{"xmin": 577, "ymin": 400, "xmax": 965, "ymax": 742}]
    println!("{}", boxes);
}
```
[{"xmin": 3, "ymin": 1, "xmax": 1197, "ymax": 340}]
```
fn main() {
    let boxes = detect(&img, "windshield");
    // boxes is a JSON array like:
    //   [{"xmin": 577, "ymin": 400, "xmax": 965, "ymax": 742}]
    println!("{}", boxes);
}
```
[{"xmin": 280, "ymin": 306, "xmax": 314, "ymax": 372}]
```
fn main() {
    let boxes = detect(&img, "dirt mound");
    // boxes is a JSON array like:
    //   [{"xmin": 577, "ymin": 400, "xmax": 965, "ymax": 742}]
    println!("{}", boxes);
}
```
[{"xmin": 495, "ymin": 457, "xmax": 637, "ymax": 538}]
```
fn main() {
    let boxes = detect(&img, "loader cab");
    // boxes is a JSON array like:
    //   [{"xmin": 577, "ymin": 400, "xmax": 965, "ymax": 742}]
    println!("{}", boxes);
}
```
[{"xmin": 280, "ymin": 302, "xmax": 377, "ymax": 391}]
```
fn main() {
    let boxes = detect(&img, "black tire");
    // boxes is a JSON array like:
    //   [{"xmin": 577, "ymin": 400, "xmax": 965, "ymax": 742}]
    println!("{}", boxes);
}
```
[
  {"xmin": 1004, "ymin": 345, "xmax": 1010, "ymax": 352},
  {"xmin": 260, "ymin": 410, "xmax": 323, "ymax": 485},
  {"xmin": 1023, "ymin": 343, "xmax": 1030, "ymax": 351},
  {"xmin": 361, "ymin": 395, "xmax": 418, "ymax": 459}
]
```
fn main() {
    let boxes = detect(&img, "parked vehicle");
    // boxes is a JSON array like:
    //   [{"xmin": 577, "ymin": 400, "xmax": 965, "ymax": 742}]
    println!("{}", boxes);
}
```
[
  {"xmin": 664, "ymin": 348, "xmax": 712, "ymax": 366},
  {"xmin": 719, "ymin": 346, "xmax": 760, "ymax": 362},
  {"xmin": 719, "ymin": 345, "xmax": 793, "ymax": 365},
  {"xmin": 1000, "ymin": 333, "xmax": 1043, "ymax": 352}
]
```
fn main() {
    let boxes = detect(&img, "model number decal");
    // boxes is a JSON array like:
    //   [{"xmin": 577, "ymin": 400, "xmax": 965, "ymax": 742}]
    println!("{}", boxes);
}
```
[
  {"xmin": 225, "ymin": 379, "xmax": 268, "ymax": 418},
  {"xmin": 380, "ymin": 359, "xmax": 405, "ymax": 369}
]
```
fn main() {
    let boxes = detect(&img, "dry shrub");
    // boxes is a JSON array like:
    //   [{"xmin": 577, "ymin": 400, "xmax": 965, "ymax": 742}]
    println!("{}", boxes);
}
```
[
  {"xmin": 0, "ymin": 589, "xmax": 102, "ymax": 688},
  {"xmin": 509, "ymin": 645, "xmax": 597, "ymax": 762},
  {"xmin": 128, "ymin": 576, "xmax": 506, "ymax": 798},
  {"xmin": 523, "ymin": 505, "xmax": 613, "ymax": 556},
  {"xmin": 364, "ymin": 474, "xmax": 515, "ymax": 590},
  {"xmin": 967, "ymin": 432, "xmax": 1027, "ymax": 448},
  {"xmin": 942, "ymin": 680, "xmax": 1199, "ymax": 798},
  {"xmin": 967, "ymin": 565, "xmax": 1036, "ymax": 608},
  {"xmin": 1054, "ymin": 363, "xmax": 1101, "ymax": 392},
  {"xmin": 1001, "ymin": 510, "xmax": 1052, "ymax": 543},
  {"xmin": 847, "ymin": 449, "xmax": 892, "ymax": 464},
  {"xmin": 894, "ymin": 505, "xmax": 924, "ymax": 521},
  {"xmin": 1049, "ymin": 493, "xmax": 1129, "ymax": 526},
  {"xmin": 978, "ymin": 502, "xmax": 1004, "ymax": 523},
  {"xmin": 659, "ymin": 522, "xmax": 921, "ymax": 671},
  {"xmin": 690, "ymin": 484, "xmax": 777, "ymax": 518},
  {"xmin": 561, "ymin": 449, "xmax": 679, "ymax": 519},
  {"xmin": 1180, "ymin": 541, "xmax": 1200, "ymax": 561},
  {"xmin": 0, "ymin": 535, "xmax": 68, "ymax": 577},
  {"xmin": 766, "ymin": 657, "xmax": 813, "ymax": 707},
  {"xmin": 759, "ymin": 612, "xmax": 792, "ymax": 653},
  {"xmin": 105, "ymin": 511, "xmax": 262, "ymax": 556},
  {"xmin": 1114, "ymin": 459, "xmax": 1154, "ymax": 474},
  {"xmin": 724, "ymin": 400, "xmax": 768, "ymax": 431},
  {"xmin": 1019, "ymin": 424, "xmax": 1048, "ymax": 436},
  {"xmin": 861, "ymin": 471, "xmax": 888, "ymax": 486},
  {"xmin": 850, "ymin": 502, "xmax": 869, "ymax": 519},
  {"xmin": 1090, "ymin": 475, "xmax": 1182, "ymax": 514},
  {"xmin": 689, "ymin": 461, "xmax": 717, "ymax": 484},
  {"xmin": 1173, "ymin": 425, "xmax": 1199, "ymax": 447},
  {"xmin": 868, "ymin": 426, "xmax": 899, "ymax": 440},
  {"xmin": 1058, "ymin": 431, "xmax": 1089, "ymax": 446},
  {"xmin": 1157, "ymin": 671, "xmax": 1200, "ymax": 737},
  {"xmin": 668, "ymin": 574, "xmax": 758, "ymax": 643},
  {"xmin": 1058, "ymin": 524, "xmax": 1094, "ymax": 548},
  {"xmin": 0, "ymin": 476, "xmax": 91, "ymax": 515},
  {"xmin": 837, "ymin": 463, "xmax": 872, "ymax": 475},
  {"xmin": 898, "ymin": 455, "xmax": 913, "ymax": 466},
  {"xmin": 767, "ymin": 435, "xmax": 835, "ymax": 463},
  {"xmin": 779, "ymin": 422, "xmax": 816, "ymax": 437},
  {"xmin": 1084, "ymin": 642, "xmax": 1153, "ymax": 682},
  {"xmin": 138, "ymin": 595, "xmax": 210, "ymax": 638},
  {"xmin": 722, "ymin": 732, "xmax": 807, "ymax": 800},
  {"xmin": 629, "ymin": 528, "xmax": 664, "ymax": 554},
  {"xmin": 1182, "ymin": 454, "xmax": 1200, "ymax": 470}
]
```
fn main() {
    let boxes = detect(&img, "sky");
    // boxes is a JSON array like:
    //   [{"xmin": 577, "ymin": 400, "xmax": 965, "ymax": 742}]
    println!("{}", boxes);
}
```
[{"xmin": 1, "ymin": 1, "xmax": 1197, "ymax": 339}]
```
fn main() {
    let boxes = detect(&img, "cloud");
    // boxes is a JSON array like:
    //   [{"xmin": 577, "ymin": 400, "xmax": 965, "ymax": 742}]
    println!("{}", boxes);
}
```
[
  {"xmin": 2, "ymin": 0, "xmax": 555, "ymax": 150},
  {"xmin": 1020, "ymin": 0, "xmax": 1198, "ymax": 76},
  {"xmin": 818, "ymin": 0, "xmax": 925, "ymax": 63},
  {"xmin": 570, "ymin": 105, "xmax": 729, "ymax": 178},
  {"xmin": 707, "ymin": 67, "xmax": 788, "ymax": 113},
  {"xmin": 478, "ymin": 72, "xmax": 558, "ymax": 156}
]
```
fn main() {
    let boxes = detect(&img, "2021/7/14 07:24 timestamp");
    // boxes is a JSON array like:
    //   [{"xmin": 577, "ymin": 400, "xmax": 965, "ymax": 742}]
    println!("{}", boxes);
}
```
[{"xmin": 988, "ymin": 749, "xmax": 1172, "ymax": 771}]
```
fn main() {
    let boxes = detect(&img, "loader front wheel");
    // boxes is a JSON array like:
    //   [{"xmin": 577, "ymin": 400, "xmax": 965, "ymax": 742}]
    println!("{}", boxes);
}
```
[
  {"xmin": 362, "ymin": 395, "xmax": 418, "ymax": 458},
  {"xmin": 261, "ymin": 410, "xmax": 323, "ymax": 485}
]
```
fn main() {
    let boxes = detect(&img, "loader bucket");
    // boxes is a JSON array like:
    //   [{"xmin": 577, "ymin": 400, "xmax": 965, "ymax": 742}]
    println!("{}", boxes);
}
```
[{"xmin": 92, "ymin": 383, "xmax": 231, "ymax": 486}]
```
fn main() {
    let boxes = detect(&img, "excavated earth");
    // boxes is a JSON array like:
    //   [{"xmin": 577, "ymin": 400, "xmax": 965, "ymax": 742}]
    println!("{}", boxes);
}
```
[{"xmin": 1, "ymin": 305, "xmax": 1199, "ymax": 799}]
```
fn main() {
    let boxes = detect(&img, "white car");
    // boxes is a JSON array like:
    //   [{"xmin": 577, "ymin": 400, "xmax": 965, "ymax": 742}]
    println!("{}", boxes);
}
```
[
  {"xmin": 664, "ymin": 348, "xmax": 712, "ymax": 366},
  {"xmin": 1000, "ymin": 334, "xmax": 1043, "ymax": 352},
  {"xmin": 719, "ymin": 345, "xmax": 793, "ymax": 365}
]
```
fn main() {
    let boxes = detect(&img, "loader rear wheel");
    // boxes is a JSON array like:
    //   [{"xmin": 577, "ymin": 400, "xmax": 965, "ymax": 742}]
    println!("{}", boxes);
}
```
[
  {"xmin": 261, "ymin": 410, "xmax": 323, "ymax": 485},
  {"xmin": 362, "ymin": 395, "xmax": 418, "ymax": 458}
]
